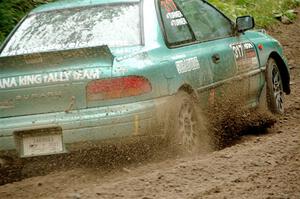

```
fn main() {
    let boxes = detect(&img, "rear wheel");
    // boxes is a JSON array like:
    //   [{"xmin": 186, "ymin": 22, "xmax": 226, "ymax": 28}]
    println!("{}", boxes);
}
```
[
  {"xmin": 167, "ymin": 92, "xmax": 211, "ymax": 155},
  {"xmin": 266, "ymin": 58, "xmax": 285, "ymax": 114}
]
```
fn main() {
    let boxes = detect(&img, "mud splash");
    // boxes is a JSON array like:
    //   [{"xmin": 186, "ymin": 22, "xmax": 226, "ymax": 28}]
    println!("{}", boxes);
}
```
[
  {"xmin": 0, "ymin": 155, "xmax": 23, "ymax": 185},
  {"xmin": 0, "ymin": 85, "xmax": 278, "ymax": 186},
  {"xmin": 205, "ymin": 83, "xmax": 277, "ymax": 149},
  {"xmin": 0, "ymin": 90, "xmax": 277, "ymax": 186},
  {"xmin": 0, "ymin": 136, "xmax": 170, "ymax": 185},
  {"xmin": 162, "ymin": 91, "xmax": 214, "ymax": 157}
]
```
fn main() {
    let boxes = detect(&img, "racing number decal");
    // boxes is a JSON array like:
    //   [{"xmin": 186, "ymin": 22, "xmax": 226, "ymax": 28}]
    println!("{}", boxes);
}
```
[
  {"xmin": 231, "ymin": 43, "xmax": 245, "ymax": 60},
  {"xmin": 230, "ymin": 42, "xmax": 259, "ymax": 71}
]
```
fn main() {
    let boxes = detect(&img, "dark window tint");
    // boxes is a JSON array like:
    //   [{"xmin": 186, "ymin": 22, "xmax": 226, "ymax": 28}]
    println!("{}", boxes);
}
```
[{"xmin": 176, "ymin": 0, "xmax": 233, "ymax": 42}]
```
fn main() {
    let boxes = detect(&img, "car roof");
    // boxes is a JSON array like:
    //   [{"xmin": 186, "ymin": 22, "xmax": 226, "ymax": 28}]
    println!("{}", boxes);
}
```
[{"xmin": 30, "ymin": 0, "xmax": 141, "ymax": 14}]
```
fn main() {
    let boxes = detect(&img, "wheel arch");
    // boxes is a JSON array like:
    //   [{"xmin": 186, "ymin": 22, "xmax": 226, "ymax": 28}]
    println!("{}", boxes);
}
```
[
  {"xmin": 177, "ymin": 84, "xmax": 198, "ymax": 99},
  {"xmin": 269, "ymin": 52, "xmax": 291, "ymax": 95}
]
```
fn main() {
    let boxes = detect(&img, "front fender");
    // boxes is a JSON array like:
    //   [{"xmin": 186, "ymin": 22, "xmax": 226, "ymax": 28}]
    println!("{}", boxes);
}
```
[{"xmin": 245, "ymin": 31, "xmax": 291, "ymax": 94}]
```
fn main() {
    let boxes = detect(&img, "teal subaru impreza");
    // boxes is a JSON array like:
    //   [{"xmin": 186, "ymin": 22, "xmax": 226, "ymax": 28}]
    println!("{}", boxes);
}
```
[{"xmin": 0, "ymin": 0, "xmax": 290, "ymax": 159}]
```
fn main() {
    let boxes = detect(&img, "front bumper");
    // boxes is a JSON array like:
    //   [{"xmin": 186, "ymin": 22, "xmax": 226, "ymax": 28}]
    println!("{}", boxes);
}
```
[{"xmin": 0, "ymin": 96, "xmax": 171, "ymax": 157}]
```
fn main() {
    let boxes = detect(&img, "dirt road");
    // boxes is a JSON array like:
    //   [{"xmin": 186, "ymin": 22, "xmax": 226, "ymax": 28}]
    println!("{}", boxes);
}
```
[{"xmin": 0, "ymin": 11, "xmax": 300, "ymax": 199}]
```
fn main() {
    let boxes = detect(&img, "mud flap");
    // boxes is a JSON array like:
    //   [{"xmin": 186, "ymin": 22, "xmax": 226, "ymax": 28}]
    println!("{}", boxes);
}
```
[{"xmin": 257, "ymin": 83, "xmax": 268, "ymax": 112}]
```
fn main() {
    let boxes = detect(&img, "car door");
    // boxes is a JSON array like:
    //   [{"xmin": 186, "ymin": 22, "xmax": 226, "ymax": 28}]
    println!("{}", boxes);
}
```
[
  {"xmin": 177, "ymin": 0, "xmax": 261, "ymax": 102},
  {"xmin": 158, "ymin": 0, "xmax": 215, "ymax": 92},
  {"xmin": 159, "ymin": 0, "xmax": 260, "ymax": 106}
]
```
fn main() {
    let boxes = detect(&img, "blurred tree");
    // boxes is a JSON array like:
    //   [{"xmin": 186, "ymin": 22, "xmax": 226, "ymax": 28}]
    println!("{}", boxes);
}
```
[{"xmin": 0, "ymin": 0, "xmax": 54, "ymax": 44}]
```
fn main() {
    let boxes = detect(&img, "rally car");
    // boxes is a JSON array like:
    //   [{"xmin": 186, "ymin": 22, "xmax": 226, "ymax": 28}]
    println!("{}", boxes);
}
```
[{"xmin": 0, "ymin": 0, "xmax": 290, "ymax": 159}]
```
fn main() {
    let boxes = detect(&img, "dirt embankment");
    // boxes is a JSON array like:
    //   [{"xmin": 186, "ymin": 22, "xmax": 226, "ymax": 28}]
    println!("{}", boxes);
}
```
[{"xmin": 1, "ymin": 9, "xmax": 300, "ymax": 199}]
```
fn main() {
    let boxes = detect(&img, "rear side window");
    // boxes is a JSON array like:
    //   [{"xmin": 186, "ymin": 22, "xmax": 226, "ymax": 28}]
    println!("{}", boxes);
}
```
[
  {"xmin": 176, "ymin": 0, "xmax": 234, "ymax": 42},
  {"xmin": 159, "ymin": 0, "xmax": 194, "ymax": 46}
]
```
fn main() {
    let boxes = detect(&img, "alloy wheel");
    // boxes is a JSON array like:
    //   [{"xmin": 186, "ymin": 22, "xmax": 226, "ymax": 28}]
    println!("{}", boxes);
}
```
[
  {"xmin": 178, "ymin": 101, "xmax": 199, "ymax": 153},
  {"xmin": 271, "ymin": 65, "xmax": 284, "ymax": 113}
]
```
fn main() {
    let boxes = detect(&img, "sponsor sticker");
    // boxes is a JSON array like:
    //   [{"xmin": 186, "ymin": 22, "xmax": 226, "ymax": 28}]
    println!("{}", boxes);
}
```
[
  {"xmin": 161, "ymin": 0, "xmax": 187, "ymax": 27},
  {"xmin": 166, "ymin": 11, "xmax": 183, "ymax": 19},
  {"xmin": 176, "ymin": 57, "xmax": 201, "ymax": 74},
  {"xmin": 171, "ymin": 18, "xmax": 187, "ymax": 27},
  {"xmin": 0, "ymin": 68, "xmax": 102, "ymax": 89}
]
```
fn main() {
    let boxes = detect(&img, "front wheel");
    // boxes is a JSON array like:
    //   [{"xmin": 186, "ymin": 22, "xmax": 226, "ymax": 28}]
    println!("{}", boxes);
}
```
[{"xmin": 266, "ymin": 58, "xmax": 285, "ymax": 114}]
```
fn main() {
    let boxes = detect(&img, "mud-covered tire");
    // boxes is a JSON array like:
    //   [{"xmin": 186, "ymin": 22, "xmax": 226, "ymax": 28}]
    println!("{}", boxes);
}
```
[
  {"xmin": 166, "ymin": 92, "xmax": 211, "ymax": 155},
  {"xmin": 266, "ymin": 58, "xmax": 285, "ymax": 114}
]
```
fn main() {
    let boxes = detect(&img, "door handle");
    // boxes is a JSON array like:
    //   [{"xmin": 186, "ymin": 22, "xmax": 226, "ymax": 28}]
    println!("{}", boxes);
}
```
[{"xmin": 212, "ymin": 54, "xmax": 221, "ymax": 64}]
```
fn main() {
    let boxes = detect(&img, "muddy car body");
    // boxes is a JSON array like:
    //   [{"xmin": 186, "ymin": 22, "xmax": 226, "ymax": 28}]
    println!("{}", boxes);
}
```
[{"xmin": 0, "ymin": 0, "xmax": 290, "ymax": 158}]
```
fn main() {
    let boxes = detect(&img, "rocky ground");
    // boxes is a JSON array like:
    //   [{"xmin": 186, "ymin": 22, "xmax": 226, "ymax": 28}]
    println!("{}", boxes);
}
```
[{"xmin": 0, "ymin": 9, "xmax": 300, "ymax": 199}]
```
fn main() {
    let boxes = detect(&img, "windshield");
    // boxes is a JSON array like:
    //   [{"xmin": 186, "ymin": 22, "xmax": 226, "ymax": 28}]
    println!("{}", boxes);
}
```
[{"xmin": 1, "ymin": 3, "xmax": 141, "ymax": 57}]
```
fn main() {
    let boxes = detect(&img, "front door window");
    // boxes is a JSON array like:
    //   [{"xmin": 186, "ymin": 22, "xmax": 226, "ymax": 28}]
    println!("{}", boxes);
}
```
[{"xmin": 175, "ymin": 0, "xmax": 234, "ymax": 42}]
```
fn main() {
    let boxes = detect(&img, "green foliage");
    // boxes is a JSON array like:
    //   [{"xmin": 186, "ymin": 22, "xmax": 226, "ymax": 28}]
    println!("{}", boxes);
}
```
[
  {"xmin": 0, "ymin": 0, "xmax": 299, "ymax": 44},
  {"xmin": 209, "ymin": 0, "xmax": 300, "ymax": 27},
  {"xmin": 0, "ymin": 0, "xmax": 53, "ymax": 45}
]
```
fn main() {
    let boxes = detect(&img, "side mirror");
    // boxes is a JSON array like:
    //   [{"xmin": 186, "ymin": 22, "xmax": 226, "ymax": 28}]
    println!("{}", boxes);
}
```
[{"xmin": 236, "ymin": 16, "xmax": 255, "ymax": 32}]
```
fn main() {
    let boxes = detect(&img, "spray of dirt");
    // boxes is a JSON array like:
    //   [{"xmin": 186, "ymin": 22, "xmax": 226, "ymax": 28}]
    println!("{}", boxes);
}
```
[
  {"xmin": 158, "ymin": 91, "xmax": 214, "ymax": 157},
  {"xmin": 0, "ymin": 155, "xmax": 23, "ymax": 185},
  {"xmin": 160, "ymin": 81, "xmax": 277, "ymax": 155},
  {"xmin": 204, "ymin": 82, "xmax": 277, "ymax": 149},
  {"xmin": 0, "ymin": 84, "xmax": 277, "ymax": 186},
  {"xmin": 0, "ymin": 135, "xmax": 172, "ymax": 186}
]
